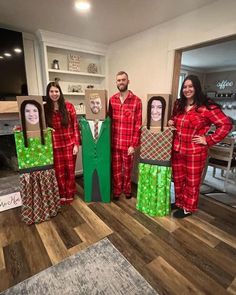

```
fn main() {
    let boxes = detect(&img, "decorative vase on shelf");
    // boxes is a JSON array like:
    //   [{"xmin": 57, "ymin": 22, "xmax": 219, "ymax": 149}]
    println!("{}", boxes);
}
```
[
  {"xmin": 87, "ymin": 63, "xmax": 98, "ymax": 74},
  {"xmin": 52, "ymin": 59, "xmax": 60, "ymax": 70}
]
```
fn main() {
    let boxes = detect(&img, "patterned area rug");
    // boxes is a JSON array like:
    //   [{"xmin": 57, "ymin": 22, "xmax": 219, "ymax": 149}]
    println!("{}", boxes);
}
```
[
  {"xmin": 200, "ymin": 183, "xmax": 236, "ymax": 208},
  {"xmin": 1, "ymin": 238, "xmax": 158, "ymax": 295}
]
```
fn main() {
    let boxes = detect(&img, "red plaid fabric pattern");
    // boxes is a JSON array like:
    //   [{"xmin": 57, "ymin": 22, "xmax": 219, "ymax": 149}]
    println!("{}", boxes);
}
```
[
  {"xmin": 172, "ymin": 150, "xmax": 208, "ymax": 212},
  {"xmin": 109, "ymin": 91, "xmax": 142, "ymax": 150},
  {"xmin": 52, "ymin": 102, "xmax": 80, "ymax": 148},
  {"xmin": 172, "ymin": 103, "xmax": 232, "ymax": 154},
  {"xmin": 112, "ymin": 149, "xmax": 133, "ymax": 195},
  {"xmin": 20, "ymin": 169, "xmax": 60, "ymax": 225},
  {"xmin": 54, "ymin": 144, "xmax": 77, "ymax": 204},
  {"xmin": 140, "ymin": 127, "xmax": 173, "ymax": 161}
]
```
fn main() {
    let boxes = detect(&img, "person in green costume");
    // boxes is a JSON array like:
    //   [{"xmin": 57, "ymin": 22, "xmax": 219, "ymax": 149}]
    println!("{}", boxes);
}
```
[
  {"xmin": 136, "ymin": 96, "xmax": 173, "ymax": 217},
  {"xmin": 80, "ymin": 92, "xmax": 111, "ymax": 202}
]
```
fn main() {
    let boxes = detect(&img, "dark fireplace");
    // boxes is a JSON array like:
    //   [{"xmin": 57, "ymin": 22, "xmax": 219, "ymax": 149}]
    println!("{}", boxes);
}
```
[{"xmin": 0, "ymin": 134, "xmax": 18, "ymax": 178}]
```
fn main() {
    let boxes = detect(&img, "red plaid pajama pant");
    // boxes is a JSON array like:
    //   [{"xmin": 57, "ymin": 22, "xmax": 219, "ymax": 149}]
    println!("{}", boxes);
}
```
[
  {"xmin": 54, "ymin": 144, "xmax": 77, "ymax": 204},
  {"xmin": 112, "ymin": 149, "xmax": 133, "ymax": 196},
  {"xmin": 172, "ymin": 150, "xmax": 208, "ymax": 212}
]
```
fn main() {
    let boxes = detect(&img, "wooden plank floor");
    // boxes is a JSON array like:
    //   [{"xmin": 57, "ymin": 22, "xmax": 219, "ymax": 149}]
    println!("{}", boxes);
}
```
[{"xmin": 0, "ymin": 179, "xmax": 235, "ymax": 294}]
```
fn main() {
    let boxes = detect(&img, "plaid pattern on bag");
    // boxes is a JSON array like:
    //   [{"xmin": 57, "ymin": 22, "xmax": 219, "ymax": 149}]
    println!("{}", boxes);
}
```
[
  {"xmin": 20, "ymin": 169, "xmax": 60, "ymax": 225},
  {"xmin": 140, "ymin": 126, "xmax": 173, "ymax": 162}
]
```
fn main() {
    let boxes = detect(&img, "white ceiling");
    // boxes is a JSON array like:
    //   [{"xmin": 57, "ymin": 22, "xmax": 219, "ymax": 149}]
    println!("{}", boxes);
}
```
[
  {"xmin": 0, "ymin": 0, "xmax": 216, "ymax": 44},
  {"xmin": 182, "ymin": 40, "xmax": 236, "ymax": 72}
]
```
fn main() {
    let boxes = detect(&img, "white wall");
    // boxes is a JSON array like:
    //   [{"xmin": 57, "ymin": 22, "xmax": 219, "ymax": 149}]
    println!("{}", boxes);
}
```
[{"xmin": 107, "ymin": 0, "xmax": 236, "ymax": 118}]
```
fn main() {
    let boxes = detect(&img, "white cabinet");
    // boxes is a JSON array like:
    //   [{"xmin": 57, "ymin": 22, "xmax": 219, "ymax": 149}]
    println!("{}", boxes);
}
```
[
  {"xmin": 44, "ymin": 46, "xmax": 106, "ymax": 115},
  {"xmin": 44, "ymin": 47, "xmax": 106, "ymax": 174},
  {"xmin": 37, "ymin": 30, "xmax": 108, "ymax": 176}
]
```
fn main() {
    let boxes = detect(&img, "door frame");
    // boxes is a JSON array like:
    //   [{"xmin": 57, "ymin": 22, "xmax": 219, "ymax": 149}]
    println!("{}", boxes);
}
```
[{"xmin": 171, "ymin": 35, "xmax": 236, "ymax": 113}]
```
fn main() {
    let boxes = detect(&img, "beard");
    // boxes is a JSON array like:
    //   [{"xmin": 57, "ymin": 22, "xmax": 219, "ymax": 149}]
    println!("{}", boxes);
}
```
[
  {"xmin": 91, "ymin": 107, "xmax": 101, "ymax": 114},
  {"xmin": 117, "ymin": 83, "xmax": 128, "ymax": 92}
]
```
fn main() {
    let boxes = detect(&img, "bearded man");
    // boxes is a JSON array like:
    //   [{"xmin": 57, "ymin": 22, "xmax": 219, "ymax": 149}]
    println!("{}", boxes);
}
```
[{"xmin": 109, "ymin": 71, "xmax": 142, "ymax": 200}]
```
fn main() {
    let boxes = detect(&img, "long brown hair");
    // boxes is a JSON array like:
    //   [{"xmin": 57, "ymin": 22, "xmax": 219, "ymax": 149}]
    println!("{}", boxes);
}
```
[
  {"xmin": 178, "ymin": 75, "xmax": 220, "ymax": 113},
  {"xmin": 20, "ymin": 100, "xmax": 45, "ymax": 147},
  {"xmin": 147, "ymin": 96, "xmax": 166, "ymax": 131},
  {"xmin": 45, "ymin": 82, "xmax": 69, "ymax": 127}
]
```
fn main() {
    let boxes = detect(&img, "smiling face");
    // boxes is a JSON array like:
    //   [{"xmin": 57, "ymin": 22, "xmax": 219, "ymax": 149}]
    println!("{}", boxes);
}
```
[
  {"xmin": 90, "ymin": 97, "xmax": 102, "ymax": 114},
  {"xmin": 49, "ymin": 86, "xmax": 61, "ymax": 102},
  {"xmin": 151, "ymin": 100, "xmax": 162, "ymax": 122},
  {"xmin": 182, "ymin": 79, "xmax": 195, "ymax": 102},
  {"xmin": 24, "ymin": 103, "xmax": 39, "ymax": 125},
  {"xmin": 116, "ymin": 73, "xmax": 129, "ymax": 92}
]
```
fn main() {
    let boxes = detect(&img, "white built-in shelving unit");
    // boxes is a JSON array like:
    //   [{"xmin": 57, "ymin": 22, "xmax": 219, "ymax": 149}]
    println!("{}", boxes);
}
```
[{"xmin": 37, "ymin": 30, "xmax": 108, "ymax": 174}]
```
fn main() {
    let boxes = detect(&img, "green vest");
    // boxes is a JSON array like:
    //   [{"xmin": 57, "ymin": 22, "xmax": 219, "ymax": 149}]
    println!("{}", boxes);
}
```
[{"xmin": 80, "ymin": 117, "xmax": 111, "ymax": 202}]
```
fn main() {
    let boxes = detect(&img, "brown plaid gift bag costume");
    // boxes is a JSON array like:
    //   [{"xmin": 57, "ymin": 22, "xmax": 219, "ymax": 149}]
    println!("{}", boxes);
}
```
[
  {"xmin": 140, "ymin": 126, "xmax": 173, "ymax": 165},
  {"xmin": 136, "ymin": 96, "xmax": 173, "ymax": 217}
]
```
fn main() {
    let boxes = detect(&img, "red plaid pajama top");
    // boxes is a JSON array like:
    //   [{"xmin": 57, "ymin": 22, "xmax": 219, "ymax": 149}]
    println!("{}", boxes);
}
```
[
  {"xmin": 172, "ymin": 103, "xmax": 232, "ymax": 154},
  {"xmin": 52, "ymin": 102, "xmax": 80, "ymax": 148},
  {"xmin": 109, "ymin": 91, "xmax": 142, "ymax": 150},
  {"xmin": 171, "ymin": 102, "xmax": 232, "ymax": 211}
]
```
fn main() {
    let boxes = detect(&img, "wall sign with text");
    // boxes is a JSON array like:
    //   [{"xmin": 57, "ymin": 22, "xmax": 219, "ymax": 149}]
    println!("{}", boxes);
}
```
[
  {"xmin": 216, "ymin": 80, "xmax": 234, "ymax": 90},
  {"xmin": 0, "ymin": 191, "xmax": 22, "ymax": 212}
]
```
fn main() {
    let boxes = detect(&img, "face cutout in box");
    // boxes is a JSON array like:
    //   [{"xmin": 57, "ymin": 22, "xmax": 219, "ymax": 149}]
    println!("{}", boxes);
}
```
[
  {"xmin": 147, "ymin": 94, "xmax": 170, "ymax": 128},
  {"xmin": 17, "ymin": 96, "xmax": 46, "ymax": 138},
  {"xmin": 85, "ymin": 90, "xmax": 107, "ymax": 120}
]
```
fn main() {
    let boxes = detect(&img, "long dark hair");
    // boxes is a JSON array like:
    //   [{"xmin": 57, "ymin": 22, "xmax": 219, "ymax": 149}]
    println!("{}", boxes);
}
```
[
  {"xmin": 20, "ymin": 100, "xmax": 45, "ymax": 148},
  {"xmin": 147, "ymin": 96, "xmax": 166, "ymax": 131},
  {"xmin": 177, "ymin": 75, "xmax": 220, "ymax": 113},
  {"xmin": 44, "ymin": 82, "xmax": 69, "ymax": 127}
]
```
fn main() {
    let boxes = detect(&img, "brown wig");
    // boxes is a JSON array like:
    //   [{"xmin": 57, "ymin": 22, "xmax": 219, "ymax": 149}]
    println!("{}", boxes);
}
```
[
  {"xmin": 44, "ymin": 82, "xmax": 69, "ymax": 128},
  {"xmin": 20, "ymin": 100, "xmax": 45, "ymax": 147},
  {"xmin": 147, "ymin": 96, "xmax": 166, "ymax": 131},
  {"xmin": 178, "ymin": 75, "xmax": 220, "ymax": 114}
]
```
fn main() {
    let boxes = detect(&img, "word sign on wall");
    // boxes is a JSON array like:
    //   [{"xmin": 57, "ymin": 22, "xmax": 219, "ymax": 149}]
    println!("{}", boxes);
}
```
[{"xmin": 216, "ymin": 80, "xmax": 234, "ymax": 90}]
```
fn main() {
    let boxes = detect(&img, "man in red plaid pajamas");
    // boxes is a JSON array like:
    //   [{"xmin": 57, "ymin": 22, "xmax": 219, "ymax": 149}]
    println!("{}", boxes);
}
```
[{"xmin": 109, "ymin": 71, "xmax": 142, "ymax": 200}]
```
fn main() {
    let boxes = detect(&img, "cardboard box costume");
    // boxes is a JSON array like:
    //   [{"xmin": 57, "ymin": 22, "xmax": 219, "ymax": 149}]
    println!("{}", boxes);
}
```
[
  {"xmin": 80, "ymin": 90, "xmax": 111, "ymax": 202},
  {"xmin": 136, "ymin": 95, "xmax": 173, "ymax": 217},
  {"xmin": 14, "ymin": 97, "xmax": 60, "ymax": 225}
]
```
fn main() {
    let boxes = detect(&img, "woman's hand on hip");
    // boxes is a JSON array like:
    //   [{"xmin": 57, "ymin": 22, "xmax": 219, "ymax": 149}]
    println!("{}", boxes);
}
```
[{"xmin": 192, "ymin": 135, "xmax": 207, "ymax": 145}]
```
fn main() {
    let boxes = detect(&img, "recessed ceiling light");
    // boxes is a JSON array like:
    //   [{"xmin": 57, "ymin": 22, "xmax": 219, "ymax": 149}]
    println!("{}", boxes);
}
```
[
  {"xmin": 0, "ymin": 56, "xmax": 4, "ymax": 59},
  {"xmin": 14, "ymin": 48, "xmax": 22, "ymax": 53},
  {"xmin": 4, "ymin": 53, "xmax": 11, "ymax": 57},
  {"xmin": 75, "ymin": 1, "xmax": 91, "ymax": 11}
]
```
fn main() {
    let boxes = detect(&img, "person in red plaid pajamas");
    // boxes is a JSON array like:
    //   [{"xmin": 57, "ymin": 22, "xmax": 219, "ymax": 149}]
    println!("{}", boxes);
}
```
[
  {"xmin": 45, "ymin": 82, "xmax": 80, "ymax": 205},
  {"xmin": 168, "ymin": 75, "xmax": 232, "ymax": 218},
  {"xmin": 109, "ymin": 71, "xmax": 142, "ymax": 200}
]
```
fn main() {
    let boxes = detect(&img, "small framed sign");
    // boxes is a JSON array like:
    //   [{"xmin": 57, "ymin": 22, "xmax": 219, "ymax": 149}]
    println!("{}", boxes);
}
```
[
  {"xmin": 0, "ymin": 192, "xmax": 22, "ymax": 212},
  {"xmin": 68, "ymin": 54, "xmax": 80, "ymax": 62}
]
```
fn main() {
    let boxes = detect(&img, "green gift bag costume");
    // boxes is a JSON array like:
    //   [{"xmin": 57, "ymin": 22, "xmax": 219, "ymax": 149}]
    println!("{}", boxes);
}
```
[
  {"xmin": 80, "ymin": 117, "xmax": 111, "ymax": 202},
  {"xmin": 15, "ymin": 128, "xmax": 61, "ymax": 225},
  {"xmin": 136, "ymin": 96, "xmax": 173, "ymax": 217}
]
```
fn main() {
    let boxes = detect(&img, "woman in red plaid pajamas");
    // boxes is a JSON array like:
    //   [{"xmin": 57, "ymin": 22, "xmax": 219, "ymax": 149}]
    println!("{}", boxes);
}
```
[
  {"xmin": 45, "ymin": 82, "xmax": 80, "ymax": 205},
  {"xmin": 168, "ymin": 75, "xmax": 232, "ymax": 218}
]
